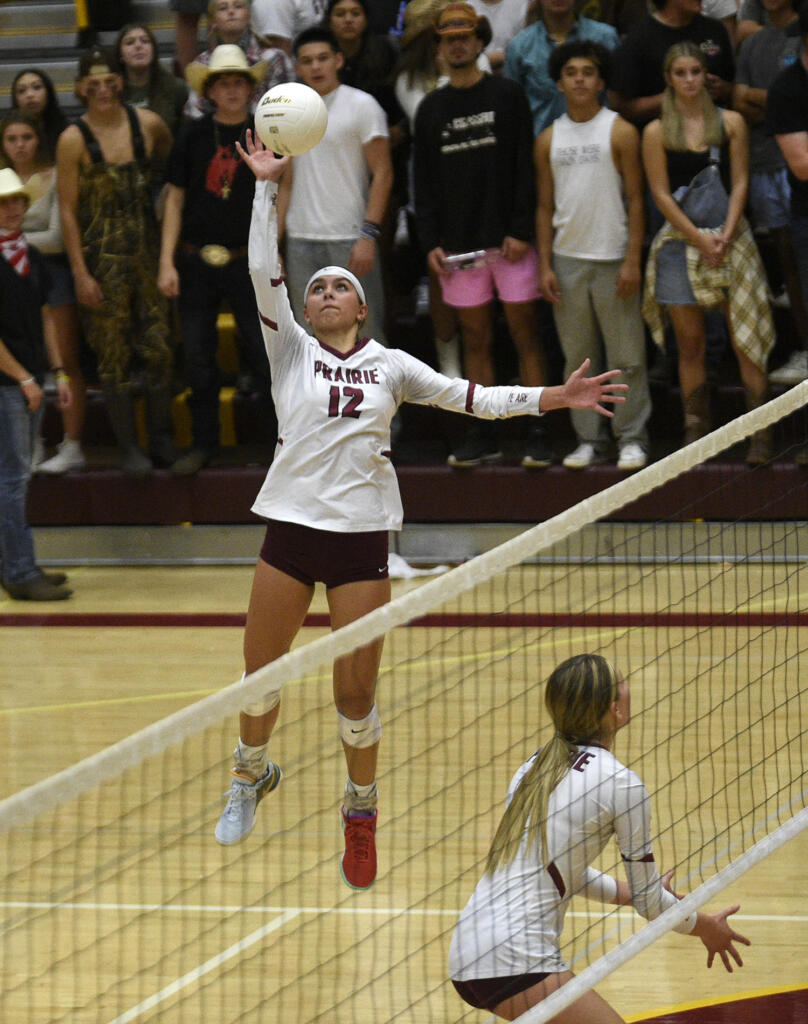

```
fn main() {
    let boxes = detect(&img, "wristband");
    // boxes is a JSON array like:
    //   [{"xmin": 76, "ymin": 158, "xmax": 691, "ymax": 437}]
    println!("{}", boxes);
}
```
[
  {"xmin": 360, "ymin": 220, "xmax": 382, "ymax": 242},
  {"xmin": 56, "ymin": 372, "xmax": 71, "ymax": 385},
  {"xmin": 19, "ymin": 377, "xmax": 35, "ymax": 388}
]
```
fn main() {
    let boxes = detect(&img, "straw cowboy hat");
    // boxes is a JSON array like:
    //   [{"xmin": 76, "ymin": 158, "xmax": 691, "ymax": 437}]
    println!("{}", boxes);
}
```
[
  {"xmin": 0, "ymin": 168, "xmax": 30, "ymax": 204},
  {"xmin": 185, "ymin": 44, "xmax": 267, "ymax": 95}
]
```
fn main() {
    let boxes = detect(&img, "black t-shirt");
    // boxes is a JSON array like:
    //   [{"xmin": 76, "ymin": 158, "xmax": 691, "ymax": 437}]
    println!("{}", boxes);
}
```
[
  {"xmin": 615, "ymin": 14, "xmax": 735, "ymax": 106},
  {"xmin": 0, "ymin": 246, "xmax": 51, "ymax": 388},
  {"xmin": 766, "ymin": 59, "xmax": 808, "ymax": 218},
  {"xmin": 413, "ymin": 74, "xmax": 536, "ymax": 254},
  {"xmin": 166, "ymin": 116, "xmax": 256, "ymax": 249}
]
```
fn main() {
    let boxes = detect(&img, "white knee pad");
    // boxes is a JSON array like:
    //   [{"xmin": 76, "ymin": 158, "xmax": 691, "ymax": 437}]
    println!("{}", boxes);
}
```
[
  {"xmin": 337, "ymin": 703, "xmax": 382, "ymax": 749},
  {"xmin": 241, "ymin": 672, "xmax": 281, "ymax": 717}
]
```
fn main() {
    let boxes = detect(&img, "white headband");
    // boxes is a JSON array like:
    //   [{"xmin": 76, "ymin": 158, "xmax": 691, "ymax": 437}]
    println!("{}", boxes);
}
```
[{"xmin": 303, "ymin": 266, "xmax": 366, "ymax": 306}]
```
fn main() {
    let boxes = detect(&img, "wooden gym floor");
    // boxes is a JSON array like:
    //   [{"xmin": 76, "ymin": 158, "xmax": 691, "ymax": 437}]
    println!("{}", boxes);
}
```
[{"xmin": 1, "ymin": 561, "xmax": 806, "ymax": 1023}]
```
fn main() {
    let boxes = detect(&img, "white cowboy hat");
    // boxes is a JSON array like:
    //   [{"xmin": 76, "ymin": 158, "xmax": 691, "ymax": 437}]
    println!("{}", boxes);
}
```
[
  {"xmin": 185, "ymin": 44, "xmax": 267, "ymax": 95},
  {"xmin": 0, "ymin": 168, "xmax": 30, "ymax": 204}
]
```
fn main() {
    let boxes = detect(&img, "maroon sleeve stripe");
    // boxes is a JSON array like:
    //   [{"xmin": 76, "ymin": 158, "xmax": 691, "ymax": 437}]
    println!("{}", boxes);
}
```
[
  {"xmin": 465, "ymin": 382, "xmax": 476, "ymax": 414},
  {"xmin": 259, "ymin": 311, "xmax": 277, "ymax": 330},
  {"xmin": 622, "ymin": 852, "xmax": 655, "ymax": 863},
  {"xmin": 547, "ymin": 860, "xmax": 566, "ymax": 898},
  {"xmin": 270, "ymin": 276, "xmax": 284, "ymax": 287}
]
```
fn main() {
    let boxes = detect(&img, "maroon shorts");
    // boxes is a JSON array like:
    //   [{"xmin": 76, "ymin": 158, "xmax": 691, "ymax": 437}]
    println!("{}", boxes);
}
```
[
  {"xmin": 452, "ymin": 973, "xmax": 551, "ymax": 1012},
  {"xmin": 259, "ymin": 519, "xmax": 389, "ymax": 589}
]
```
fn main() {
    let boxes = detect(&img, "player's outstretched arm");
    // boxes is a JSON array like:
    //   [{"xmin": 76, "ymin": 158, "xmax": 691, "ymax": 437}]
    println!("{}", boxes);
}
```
[
  {"xmin": 235, "ymin": 129, "xmax": 290, "ymax": 182},
  {"xmin": 691, "ymin": 905, "xmax": 750, "ymax": 972},
  {"xmin": 538, "ymin": 359, "xmax": 628, "ymax": 418}
]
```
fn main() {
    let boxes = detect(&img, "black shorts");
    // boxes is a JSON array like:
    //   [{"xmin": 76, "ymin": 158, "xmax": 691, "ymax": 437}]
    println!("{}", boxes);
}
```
[
  {"xmin": 259, "ymin": 519, "xmax": 389, "ymax": 589},
  {"xmin": 452, "ymin": 973, "xmax": 552, "ymax": 1012}
]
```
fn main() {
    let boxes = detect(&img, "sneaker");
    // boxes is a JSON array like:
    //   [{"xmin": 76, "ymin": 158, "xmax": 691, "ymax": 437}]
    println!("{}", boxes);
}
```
[
  {"xmin": 340, "ymin": 807, "xmax": 377, "ymax": 890},
  {"xmin": 38, "ymin": 439, "xmax": 86, "ymax": 475},
  {"xmin": 171, "ymin": 447, "xmax": 213, "ymax": 476},
  {"xmin": 2, "ymin": 576, "xmax": 72, "ymax": 601},
  {"xmin": 214, "ymin": 761, "xmax": 282, "ymax": 846},
  {"xmin": 562, "ymin": 443, "xmax": 602, "ymax": 470},
  {"xmin": 521, "ymin": 422, "xmax": 554, "ymax": 469},
  {"xmin": 447, "ymin": 424, "xmax": 503, "ymax": 468},
  {"xmin": 769, "ymin": 350, "xmax": 808, "ymax": 385},
  {"xmin": 617, "ymin": 442, "xmax": 647, "ymax": 471}
]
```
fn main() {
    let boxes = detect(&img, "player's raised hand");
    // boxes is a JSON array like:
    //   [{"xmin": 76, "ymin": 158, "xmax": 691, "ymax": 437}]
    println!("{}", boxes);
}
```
[
  {"xmin": 693, "ymin": 904, "xmax": 750, "ymax": 972},
  {"xmin": 562, "ymin": 359, "xmax": 628, "ymax": 417},
  {"xmin": 236, "ymin": 130, "xmax": 290, "ymax": 182}
]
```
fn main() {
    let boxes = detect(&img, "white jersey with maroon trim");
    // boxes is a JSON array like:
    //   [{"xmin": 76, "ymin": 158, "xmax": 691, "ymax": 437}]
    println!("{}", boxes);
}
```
[
  {"xmin": 449, "ymin": 745, "xmax": 696, "ymax": 981},
  {"xmin": 248, "ymin": 181, "xmax": 545, "ymax": 532}
]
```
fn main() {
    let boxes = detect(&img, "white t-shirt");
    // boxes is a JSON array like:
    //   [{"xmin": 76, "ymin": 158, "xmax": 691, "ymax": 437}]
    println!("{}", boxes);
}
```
[
  {"xmin": 468, "ymin": 0, "xmax": 530, "ymax": 53},
  {"xmin": 251, "ymin": 0, "xmax": 327, "ymax": 41},
  {"xmin": 249, "ymin": 181, "xmax": 546, "ymax": 532},
  {"xmin": 550, "ymin": 108, "xmax": 628, "ymax": 261},
  {"xmin": 286, "ymin": 84, "xmax": 389, "ymax": 241},
  {"xmin": 449, "ymin": 745, "xmax": 696, "ymax": 981},
  {"xmin": 702, "ymin": 0, "xmax": 738, "ymax": 20}
]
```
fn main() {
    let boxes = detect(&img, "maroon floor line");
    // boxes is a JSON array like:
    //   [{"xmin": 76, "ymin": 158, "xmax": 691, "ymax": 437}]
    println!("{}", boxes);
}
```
[
  {"xmin": 2, "ymin": 612, "xmax": 807, "ymax": 628},
  {"xmin": 632, "ymin": 986, "xmax": 808, "ymax": 1024}
]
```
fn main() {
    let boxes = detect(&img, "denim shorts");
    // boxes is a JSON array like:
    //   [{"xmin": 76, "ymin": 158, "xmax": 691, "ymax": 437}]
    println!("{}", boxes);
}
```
[
  {"xmin": 747, "ymin": 168, "xmax": 791, "ymax": 231},
  {"xmin": 655, "ymin": 239, "xmax": 697, "ymax": 305},
  {"xmin": 440, "ymin": 245, "xmax": 540, "ymax": 307},
  {"xmin": 43, "ymin": 254, "xmax": 76, "ymax": 307}
]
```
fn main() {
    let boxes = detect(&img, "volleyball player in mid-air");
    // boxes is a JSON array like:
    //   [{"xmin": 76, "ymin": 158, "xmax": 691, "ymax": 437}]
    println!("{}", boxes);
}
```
[
  {"xmin": 450, "ymin": 653, "xmax": 750, "ymax": 1020},
  {"xmin": 214, "ymin": 132, "xmax": 628, "ymax": 890}
]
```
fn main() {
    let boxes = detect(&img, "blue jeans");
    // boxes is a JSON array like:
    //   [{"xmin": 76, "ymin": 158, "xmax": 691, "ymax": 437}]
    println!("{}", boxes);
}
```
[{"xmin": 0, "ymin": 385, "xmax": 43, "ymax": 585}]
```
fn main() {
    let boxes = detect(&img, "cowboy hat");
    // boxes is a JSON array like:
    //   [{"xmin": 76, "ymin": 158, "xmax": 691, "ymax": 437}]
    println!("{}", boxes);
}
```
[
  {"xmin": 0, "ymin": 168, "xmax": 30, "ymax": 204},
  {"xmin": 185, "ymin": 44, "xmax": 267, "ymax": 95}
]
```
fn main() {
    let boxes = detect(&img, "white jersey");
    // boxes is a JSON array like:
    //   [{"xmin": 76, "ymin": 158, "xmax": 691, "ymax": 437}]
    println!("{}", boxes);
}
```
[
  {"xmin": 449, "ymin": 745, "xmax": 696, "ymax": 980},
  {"xmin": 550, "ymin": 108, "xmax": 628, "ymax": 262},
  {"xmin": 249, "ymin": 181, "xmax": 546, "ymax": 532}
]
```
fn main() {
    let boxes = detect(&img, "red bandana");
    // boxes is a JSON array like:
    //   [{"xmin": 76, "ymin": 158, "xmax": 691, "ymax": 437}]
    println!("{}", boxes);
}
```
[{"xmin": 0, "ymin": 230, "xmax": 30, "ymax": 277}]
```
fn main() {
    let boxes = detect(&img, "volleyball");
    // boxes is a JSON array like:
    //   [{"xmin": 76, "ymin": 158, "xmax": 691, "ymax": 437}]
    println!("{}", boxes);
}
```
[{"xmin": 254, "ymin": 82, "xmax": 328, "ymax": 156}]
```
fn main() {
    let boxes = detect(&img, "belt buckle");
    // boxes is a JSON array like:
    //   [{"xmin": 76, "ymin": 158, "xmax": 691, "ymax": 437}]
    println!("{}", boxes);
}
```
[{"xmin": 199, "ymin": 244, "xmax": 231, "ymax": 267}]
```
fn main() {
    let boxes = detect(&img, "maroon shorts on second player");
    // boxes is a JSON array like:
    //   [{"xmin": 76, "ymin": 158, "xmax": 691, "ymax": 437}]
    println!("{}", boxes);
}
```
[
  {"xmin": 452, "ymin": 972, "xmax": 552, "ymax": 1012},
  {"xmin": 259, "ymin": 519, "xmax": 389, "ymax": 589}
]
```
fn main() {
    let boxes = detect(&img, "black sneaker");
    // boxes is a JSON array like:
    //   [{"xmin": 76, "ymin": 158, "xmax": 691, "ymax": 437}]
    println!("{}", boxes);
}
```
[
  {"xmin": 447, "ymin": 424, "xmax": 503, "ymax": 468},
  {"xmin": 521, "ymin": 422, "xmax": 554, "ymax": 469}
]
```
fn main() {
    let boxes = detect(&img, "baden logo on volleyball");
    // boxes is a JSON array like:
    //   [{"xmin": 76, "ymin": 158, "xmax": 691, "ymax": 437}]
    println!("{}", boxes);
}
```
[{"xmin": 255, "ymin": 82, "xmax": 328, "ymax": 156}]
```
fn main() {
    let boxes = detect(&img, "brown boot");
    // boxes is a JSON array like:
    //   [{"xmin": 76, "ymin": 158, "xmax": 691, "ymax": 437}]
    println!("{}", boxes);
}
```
[
  {"xmin": 744, "ymin": 386, "xmax": 773, "ymax": 466},
  {"xmin": 682, "ymin": 382, "xmax": 711, "ymax": 445}
]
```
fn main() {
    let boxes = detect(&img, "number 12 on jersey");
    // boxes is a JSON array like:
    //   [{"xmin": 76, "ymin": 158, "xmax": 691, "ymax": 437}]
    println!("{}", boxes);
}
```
[{"xmin": 328, "ymin": 385, "xmax": 364, "ymax": 418}]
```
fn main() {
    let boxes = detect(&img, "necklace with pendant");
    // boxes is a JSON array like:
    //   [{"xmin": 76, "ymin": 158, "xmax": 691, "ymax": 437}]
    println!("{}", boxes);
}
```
[{"xmin": 213, "ymin": 119, "xmax": 246, "ymax": 200}]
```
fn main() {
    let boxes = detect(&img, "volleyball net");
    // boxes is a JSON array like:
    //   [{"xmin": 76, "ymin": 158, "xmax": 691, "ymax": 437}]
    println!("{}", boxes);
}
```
[{"xmin": 1, "ymin": 383, "xmax": 808, "ymax": 1023}]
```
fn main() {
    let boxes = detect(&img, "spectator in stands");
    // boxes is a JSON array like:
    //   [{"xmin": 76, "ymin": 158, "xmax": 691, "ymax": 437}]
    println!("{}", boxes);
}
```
[
  {"xmin": 10, "ymin": 69, "xmax": 70, "ymax": 163},
  {"xmin": 252, "ymin": 0, "xmax": 328, "ymax": 52},
  {"xmin": 642, "ymin": 42, "xmax": 774, "ymax": 461},
  {"xmin": 612, "ymin": 0, "xmax": 735, "ymax": 129},
  {"xmin": 281, "ymin": 27, "xmax": 393, "ymax": 346},
  {"xmin": 184, "ymin": 0, "xmax": 294, "ymax": 119},
  {"xmin": 536, "ymin": 42, "xmax": 651, "ymax": 471},
  {"xmin": 325, "ymin": 0, "xmax": 404, "ymax": 131},
  {"xmin": 77, "ymin": 0, "xmax": 133, "ymax": 46},
  {"xmin": 766, "ymin": 1, "xmax": 808, "ymax": 398},
  {"xmin": 0, "ymin": 112, "xmax": 85, "ymax": 475},
  {"xmin": 57, "ymin": 46, "xmax": 176, "ymax": 475},
  {"xmin": 468, "ymin": 0, "xmax": 529, "ymax": 71},
  {"xmin": 394, "ymin": 0, "xmax": 493, "ymax": 377},
  {"xmin": 115, "ymin": 22, "xmax": 190, "ymax": 138},
  {"xmin": 503, "ymin": 0, "xmax": 618, "ymax": 137},
  {"xmin": 737, "ymin": 0, "xmax": 767, "ymax": 46},
  {"xmin": 414, "ymin": 2, "xmax": 554, "ymax": 468},
  {"xmin": 170, "ymin": 0, "xmax": 208, "ymax": 73},
  {"xmin": 734, "ymin": 0, "xmax": 807, "ymax": 386},
  {"xmin": 0, "ymin": 168, "xmax": 72, "ymax": 601},
  {"xmin": 159, "ymin": 46, "xmax": 275, "ymax": 475}
]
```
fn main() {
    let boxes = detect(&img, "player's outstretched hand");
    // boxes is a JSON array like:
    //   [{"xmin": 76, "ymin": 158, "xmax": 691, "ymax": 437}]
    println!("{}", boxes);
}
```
[
  {"xmin": 562, "ymin": 359, "xmax": 628, "ymax": 417},
  {"xmin": 694, "ymin": 905, "xmax": 750, "ymax": 972},
  {"xmin": 235, "ymin": 130, "xmax": 290, "ymax": 182}
]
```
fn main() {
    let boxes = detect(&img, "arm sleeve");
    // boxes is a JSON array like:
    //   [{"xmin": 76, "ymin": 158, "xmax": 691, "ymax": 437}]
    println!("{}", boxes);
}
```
[
  {"xmin": 25, "ymin": 179, "xmax": 63, "ymax": 254},
  {"xmin": 614, "ymin": 772, "xmax": 697, "ymax": 934},
  {"xmin": 580, "ymin": 867, "xmax": 619, "ymax": 903},
  {"xmin": 392, "ymin": 349, "xmax": 545, "ymax": 419},
  {"xmin": 248, "ymin": 179, "xmax": 310, "ymax": 362}
]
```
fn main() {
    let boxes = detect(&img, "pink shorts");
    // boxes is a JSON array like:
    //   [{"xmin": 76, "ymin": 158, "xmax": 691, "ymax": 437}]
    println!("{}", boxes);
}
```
[{"xmin": 439, "ymin": 245, "xmax": 540, "ymax": 308}]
